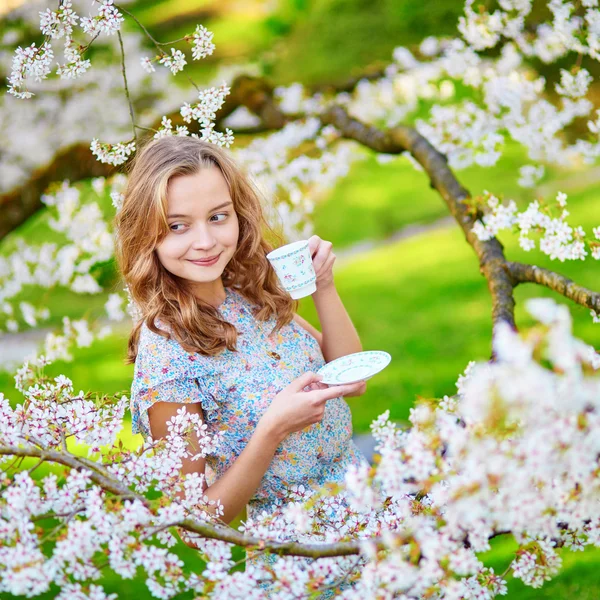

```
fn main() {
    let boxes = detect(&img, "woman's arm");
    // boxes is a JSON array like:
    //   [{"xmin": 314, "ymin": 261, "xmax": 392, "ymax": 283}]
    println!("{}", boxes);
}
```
[
  {"xmin": 293, "ymin": 291, "xmax": 367, "ymax": 398},
  {"xmin": 311, "ymin": 284, "xmax": 362, "ymax": 363},
  {"xmin": 306, "ymin": 235, "xmax": 362, "ymax": 363},
  {"xmin": 148, "ymin": 401, "xmax": 283, "ymax": 526}
]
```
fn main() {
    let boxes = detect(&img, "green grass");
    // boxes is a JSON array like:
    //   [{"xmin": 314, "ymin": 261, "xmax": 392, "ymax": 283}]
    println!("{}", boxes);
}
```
[{"xmin": 269, "ymin": 0, "xmax": 466, "ymax": 85}]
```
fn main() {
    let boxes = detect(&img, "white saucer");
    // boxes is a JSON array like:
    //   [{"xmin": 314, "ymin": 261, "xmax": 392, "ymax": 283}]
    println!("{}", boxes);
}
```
[{"xmin": 317, "ymin": 351, "xmax": 391, "ymax": 385}]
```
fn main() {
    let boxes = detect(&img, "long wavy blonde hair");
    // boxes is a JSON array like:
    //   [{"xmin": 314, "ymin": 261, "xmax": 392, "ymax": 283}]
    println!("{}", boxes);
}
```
[{"xmin": 114, "ymin": 136, "xmax": 297, "ymax": 363}]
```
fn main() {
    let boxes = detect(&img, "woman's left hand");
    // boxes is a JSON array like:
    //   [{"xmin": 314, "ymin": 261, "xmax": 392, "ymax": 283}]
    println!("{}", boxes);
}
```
[{"xmin": 308, "ymin": 235, "xmax": 336, "ymax": 292}]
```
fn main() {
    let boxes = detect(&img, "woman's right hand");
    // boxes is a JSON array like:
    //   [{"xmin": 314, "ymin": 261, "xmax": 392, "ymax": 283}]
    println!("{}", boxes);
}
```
[{"xmin": 260, "ymin": 371, "xmax": 365, "ymax": 442}]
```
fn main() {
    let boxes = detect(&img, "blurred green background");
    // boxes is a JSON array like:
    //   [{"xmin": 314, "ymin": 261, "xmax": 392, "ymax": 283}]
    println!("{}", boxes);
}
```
[{"xmin": 1, "ymin": 0, "xmax": 599, "ymax": 597}]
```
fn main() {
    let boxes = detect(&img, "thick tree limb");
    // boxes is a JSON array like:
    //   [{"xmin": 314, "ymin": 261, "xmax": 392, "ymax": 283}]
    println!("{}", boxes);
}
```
[
  {"xmin": 319, "ymin": 105, "xmax": 517, "ymax": 351},
  {"xmin": 5, "ymin": 73, "xmax": 600, "ymax": 351},
  {"xmin": 506, "ymin": 261, "xmax": 600, "ymax": 312}
]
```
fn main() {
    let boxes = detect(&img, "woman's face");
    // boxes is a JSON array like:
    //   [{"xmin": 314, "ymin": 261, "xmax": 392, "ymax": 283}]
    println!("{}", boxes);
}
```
[{"xmin": 156, "ymin": 166, "xmax": 239, "ymax": 296}]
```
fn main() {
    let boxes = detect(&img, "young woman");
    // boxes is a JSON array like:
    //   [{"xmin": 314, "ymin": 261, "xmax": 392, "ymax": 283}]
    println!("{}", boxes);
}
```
[{"xmin": 116, "ymin": 135, "xmax": 369, "ymax": 590}]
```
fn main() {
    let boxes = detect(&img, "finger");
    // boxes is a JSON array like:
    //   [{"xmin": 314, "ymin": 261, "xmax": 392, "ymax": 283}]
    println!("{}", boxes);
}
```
[
  {"xmin": 313, "ymin": 240, "xmax": 333, "ymax": 270},
  {"xmin": 327, "ymin": 380, "xmax": 366, "ymax": 396},
  {"xmin": 308, "ymin": 235, "xmax": 321, "ymax": 258},
  {"xmin": 303, "ymin": 382, "xmax": 322, "ymax": 392},
  {"xmin": 304, "ymin": 382, "xmax": 329, "ymax": 392},
  {"xmin": 308, "ymin": 381, "xmax": 329, "ymax": 391},
  {"xmin": 313, "ymin": 382, "xmax": 361, "ymax": 403},
  {"xmin": 290, "ymin": 371, "xmax": 324, "ymax": 392},
  {"xmin": 316, "ymin": 253, "xmax": 336, "ymax": 278}
]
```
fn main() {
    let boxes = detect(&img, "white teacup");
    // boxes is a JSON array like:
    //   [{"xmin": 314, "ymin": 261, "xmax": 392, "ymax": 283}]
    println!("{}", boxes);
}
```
[{"xmin": 266, "ymin": 240, "xmax": 317, "ymax": 299}]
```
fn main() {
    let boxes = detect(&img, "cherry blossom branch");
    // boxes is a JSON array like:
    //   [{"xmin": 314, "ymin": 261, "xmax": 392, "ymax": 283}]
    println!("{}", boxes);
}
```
[
  {"xmin": 115, "ymin": 4, "xmax": 188, "ymax": 53},
  {"xmin": 0, "ymin": 444, "xmax": 143, "ymax": 503},
  {"xmin": 506, "ymin": 261, "xmax": 600, "ymax": 312},
  {"xmin": 78, "ymin": 30, "xmax": 102, "ymax": 55},
  {"xmin": 117, "ymin": 30, "xmax": 137, "ymax": 143},
  {"xmin": 2, "ymin": 441, "xmax": 528, "ymax": 564},
  {"xmin": 0, "ymin": 442, "xmax": 392, "ymax": 558}
]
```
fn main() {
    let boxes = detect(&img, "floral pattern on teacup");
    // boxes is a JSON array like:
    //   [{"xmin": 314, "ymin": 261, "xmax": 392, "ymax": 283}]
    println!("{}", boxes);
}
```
[{"xmin": 268, "ymin": 242, "xmax": 315, "ymax": 293}]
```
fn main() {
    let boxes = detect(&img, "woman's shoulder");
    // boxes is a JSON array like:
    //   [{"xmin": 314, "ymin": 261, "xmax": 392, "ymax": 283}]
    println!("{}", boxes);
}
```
[
  {"xmin": 133, "ymin": 319, "xmax": 212, "ymax": 390},
  {"xmin": 137, "ymin": 318, "xmax": 180, "ymax": 356}
]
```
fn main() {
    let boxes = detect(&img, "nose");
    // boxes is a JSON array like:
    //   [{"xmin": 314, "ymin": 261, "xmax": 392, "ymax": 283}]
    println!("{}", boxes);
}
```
[{"xmin": 190, "ymin": 224, "xmax": 217, "ymax": 251}]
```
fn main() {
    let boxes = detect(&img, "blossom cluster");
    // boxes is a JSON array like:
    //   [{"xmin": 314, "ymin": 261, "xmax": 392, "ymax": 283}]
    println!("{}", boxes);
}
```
[
  {"xmin": 8, "ymin": 1, "xmax": 124, "ymax": 98},
  {"xmin": 141, "ymin": 24, "xmax": 215, "ymax": 75},
  {"xmin": 0, "ymin": 298, "xmax": 599, "ymax": 597},
  {"xmin": 0, "ymin": 179, "xmax": 116, "ymax": 330},
  {"xmin": 90, "ymin": 139, "xmax": 136, "ymax": 166},
  {"xmin": 5, "ymin": 1, "xmax": 232, "ymax": 166},
  {"xmin": 472, "ymin": 190, "xmax": 600, "ymax": 261}
]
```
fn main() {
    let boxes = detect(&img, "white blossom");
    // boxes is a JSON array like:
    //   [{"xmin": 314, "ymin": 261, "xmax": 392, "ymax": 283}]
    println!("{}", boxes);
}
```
[
  {"xmin": 159, "ymin": 48, "xmax": 187, "ymax": 75},
  {"xmin": 555, "ymin": 68, "xmax": 593, "ymax": 98},
  {"xmin": 190, "ymin": 25, "xmax": 215, "ymax": 60},
  {"xmin": 140, "ymin": 56, "xmax": 156, "ymax": 73}
]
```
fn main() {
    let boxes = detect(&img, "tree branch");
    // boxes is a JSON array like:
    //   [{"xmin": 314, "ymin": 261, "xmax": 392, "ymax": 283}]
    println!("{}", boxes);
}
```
[
  {"xmin": 0, "ymin": 443, "xmax": 389, "ymax": 558},
  {"xmin": 318, "ymin": 105, "xmax": 517, "ymax": 353},
  {"xmin": 506, "ymin": 261, "xmax": 600, "ymax": 312},
  {"xmin": 5, "ymin": 71, "xmax": 600, "ymax": 355},
  {"xmin": 117, "ymin": 30, "xmax": 137, "ymax": 143},
  {"xmin": 0, "ymin": 444, "xmax": 142, "ymax": 502}
]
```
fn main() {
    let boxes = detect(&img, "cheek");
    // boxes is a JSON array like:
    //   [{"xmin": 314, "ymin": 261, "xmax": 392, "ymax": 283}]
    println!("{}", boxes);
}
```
[
  {"xmin": 156, "ymin": 236, "xmax": 186, "ymax": 264},
  {"xmin": 231, "ymin": 215, "xmax": 240, "ymax": 245},
  {"xmin": 228, "ymin": 226, "xmax": 240, "ymax": 247},
  {"xmin": 227, "ymin": 217, "xmax": 240, "ymax": 246}
]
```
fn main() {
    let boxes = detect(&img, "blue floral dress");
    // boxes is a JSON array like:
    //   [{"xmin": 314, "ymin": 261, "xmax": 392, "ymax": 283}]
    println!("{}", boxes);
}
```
[{"xmin": 130, "ymin": 286, "xmax": 368, "ymax": 592}]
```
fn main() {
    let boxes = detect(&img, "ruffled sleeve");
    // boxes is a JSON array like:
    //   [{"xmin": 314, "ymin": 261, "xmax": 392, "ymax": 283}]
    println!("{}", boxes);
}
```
[{"xmin": 130, "ymin": 322, "xmax": 221, "ymax": 440}]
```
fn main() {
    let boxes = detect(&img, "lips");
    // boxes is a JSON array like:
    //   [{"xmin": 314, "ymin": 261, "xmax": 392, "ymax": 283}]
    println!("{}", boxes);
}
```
[{"xmin": 187, "ymin": 254, "xmax": 221, "ymax": 266}]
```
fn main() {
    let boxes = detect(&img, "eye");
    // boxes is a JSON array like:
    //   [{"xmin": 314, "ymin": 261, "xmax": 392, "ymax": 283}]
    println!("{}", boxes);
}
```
[
  {"xmin": 210, "ymin": 213, "xmax": 228, "ymax": 223},
  {"xmin": 169, "ymin": 223, "xmax": 186, "ymax": 232}
]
